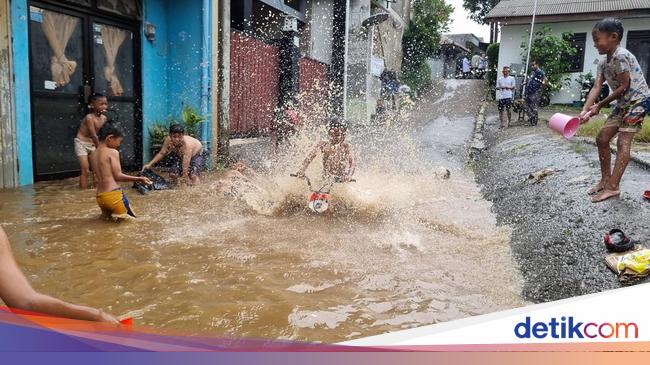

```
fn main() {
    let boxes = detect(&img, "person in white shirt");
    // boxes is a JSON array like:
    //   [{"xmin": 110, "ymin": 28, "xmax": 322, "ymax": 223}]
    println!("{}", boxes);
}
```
[
  {"xmin": 462, "ymin": 55, "xmax": 471, "ymax": 79},
  {"xmin": 496, "ymin": 66, "xmax": 517, "ymax": 128}
]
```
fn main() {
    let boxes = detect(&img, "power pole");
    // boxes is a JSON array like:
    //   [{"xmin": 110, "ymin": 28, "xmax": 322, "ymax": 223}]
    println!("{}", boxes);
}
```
[{"xmin": 214, "ymin": 0, "xmax": 230, "ymax": 165}]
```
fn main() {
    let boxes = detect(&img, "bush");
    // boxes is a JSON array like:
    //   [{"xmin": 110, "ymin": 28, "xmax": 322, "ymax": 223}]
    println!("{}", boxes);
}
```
[
  {"xmin": 486, "ymin": 43, "xmax": 499, "ymax": 99},
  {"xmin": 521, "ymin": 26, "xmax": 576, "ymax": 102},
  {"xmin": 402, "ymin": 61, "xmax": 432, "ymax": 98}
]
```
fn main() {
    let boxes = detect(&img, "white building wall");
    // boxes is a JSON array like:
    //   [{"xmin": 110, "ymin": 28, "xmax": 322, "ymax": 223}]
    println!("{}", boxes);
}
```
[
  {"xmin": 307, "ymin": 0, "xmax": 334, "ymax": 64},
  {"xmin": 497, "ymin": 17, "xmax": 650, "ymax": 104}
]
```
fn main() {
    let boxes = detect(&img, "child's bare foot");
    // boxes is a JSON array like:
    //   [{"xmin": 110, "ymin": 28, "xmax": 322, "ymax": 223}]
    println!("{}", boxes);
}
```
[
  {"xmin": 587, "ymin": 181, "xmax": 607, "ymax": 195},
  {"xmin": 591, "ymin": 189, "xmax": 620, "ymax": 203}
]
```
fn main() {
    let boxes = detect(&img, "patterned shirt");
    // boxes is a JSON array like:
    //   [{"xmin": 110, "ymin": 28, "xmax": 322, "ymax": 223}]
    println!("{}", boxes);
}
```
[{"xmin": 597, "ymin": 46, "xmax": 650, "ymax": 105}]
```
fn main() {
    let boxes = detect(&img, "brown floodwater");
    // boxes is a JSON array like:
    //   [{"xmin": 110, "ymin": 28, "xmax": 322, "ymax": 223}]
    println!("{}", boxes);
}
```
[{"xmin": 0, "ymin": 95, "xmax": 525, "ymax": 343}]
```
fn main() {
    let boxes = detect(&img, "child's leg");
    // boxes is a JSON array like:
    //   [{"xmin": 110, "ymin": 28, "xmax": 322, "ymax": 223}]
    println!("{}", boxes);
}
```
[
  {"xmin": 592, "ymin": 131, "xmax": 634, "ymax": 202},
  {"xmin": 78, "ymin": 155, "xmax": 91, "ymax": 189},
  {"xmin": 591, "ymin": 126, "xmax": 618, "ymax": 194},
  {"xmin": 606, "ymin": 131, "xmax": 636, "ymax": 190}
]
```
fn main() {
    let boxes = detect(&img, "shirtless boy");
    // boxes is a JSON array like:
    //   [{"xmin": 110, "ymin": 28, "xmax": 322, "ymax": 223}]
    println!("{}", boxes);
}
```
[
  {"xmin": 75, "ymin": 94, "xmax": 108, "ymax": 189},
  {"xmin": 142, "ymin": 124, "xmax": 205, "ymax": 186},
  {"xmin": 295, "ymin": 117, "xmax": 355, "ymax": 182},
  {"xmin": 91, "ymin": 122, "xmax": 151, "ymax": 219}
]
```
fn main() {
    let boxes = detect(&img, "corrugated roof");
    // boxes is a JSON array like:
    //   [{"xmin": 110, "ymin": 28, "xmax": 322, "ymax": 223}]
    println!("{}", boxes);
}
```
[{"xmin": 486, "ymin": 0, "xmax": 650, "ymax": 19}]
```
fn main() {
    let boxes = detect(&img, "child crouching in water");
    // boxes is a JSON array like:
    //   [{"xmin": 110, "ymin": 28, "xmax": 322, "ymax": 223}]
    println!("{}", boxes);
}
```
[
  {"xmin": 90, "ymin": 122, "xmax": 151, "ymax": 219},
  {"xmin": 581, "ymin": 18, "xmax": 650, "ymax": 203}
]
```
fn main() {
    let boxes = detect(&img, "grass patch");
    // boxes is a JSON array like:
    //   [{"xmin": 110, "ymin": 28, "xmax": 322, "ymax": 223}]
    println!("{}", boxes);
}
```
[
  {"xmin": 514, "ymin": 143, "xmax": 529, "ymax": 153},
  {"xmin": 570, "ymin": 143, "xmax": 587, "ymax": 154}
]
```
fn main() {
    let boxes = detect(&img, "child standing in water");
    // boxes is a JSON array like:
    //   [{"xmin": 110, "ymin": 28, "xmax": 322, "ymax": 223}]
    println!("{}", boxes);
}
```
[
  {"xmin": 295, "ymin": 117, "xmax": 356, "ymax": 182},
  {"xmin": 75, "ymin": 94, "xmax": 108, "ymax": 189},
  {"xmin": 91, "ymin": 122, "xmax": 151, "ymax": 219},
  {"xmin": 581, "ymin": 18, "xmax": 650, "ymax": 203}
]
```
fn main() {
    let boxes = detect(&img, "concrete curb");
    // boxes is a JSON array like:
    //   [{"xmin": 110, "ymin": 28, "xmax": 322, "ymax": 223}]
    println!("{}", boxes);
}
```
[
  {"xmin": 469, "ymin": 102, "xmax": 488, "ymax": 161},
  {"xmin": 573, "ymin": 136, "xmax": 650, "ymax": 170}
]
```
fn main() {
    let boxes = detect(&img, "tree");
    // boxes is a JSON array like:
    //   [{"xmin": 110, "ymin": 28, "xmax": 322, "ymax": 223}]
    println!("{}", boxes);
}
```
[
  {"xmin": 486, "ymin": 43, "xmax": 499, "ymax": 98},
  {"xmin": 521, "ymin": 26, "xmax": 576, "ymax": 100},
  {"xmin": 402, "ymin": 0, "xmax": 453, "ymax": 95},
  {"xmin": 463, "ymin": 0, "xmax": 500, "ymax": 25}
]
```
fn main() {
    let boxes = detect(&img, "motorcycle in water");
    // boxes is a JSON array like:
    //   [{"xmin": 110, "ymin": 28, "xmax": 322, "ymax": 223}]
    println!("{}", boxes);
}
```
[{"xmin": 290, "ymin": 174, "xmax": 355, "ymax": 214}]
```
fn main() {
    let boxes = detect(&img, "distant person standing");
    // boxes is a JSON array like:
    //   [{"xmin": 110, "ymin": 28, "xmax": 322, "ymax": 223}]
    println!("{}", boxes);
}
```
[
  {"xmin": 524, "ymin": 60, "xmax": 547, "ymax": 125},
  {"xmin": 496, "ymin": 66, "xmax": 516, "ymax": 128},
  {"xmin": 471, "ymin": 53, "xmax": 481, "ymax": 73},
  {"xmin": 478, "ymin": 53, "xmax": 488, "ymax": 79},
  {"xmin": 462, "ymin": 55, "xmax": 471, "ymax": 79}
]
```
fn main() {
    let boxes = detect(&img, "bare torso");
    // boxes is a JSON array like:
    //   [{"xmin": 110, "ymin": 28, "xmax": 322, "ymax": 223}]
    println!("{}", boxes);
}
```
[
  {"xmin": 90, "ymin": 145, "xmax": 120, "ymax": 193},
  {"xmin": 319, "ymin": 141, "xmax": 352, "ymax": 178},
  {"xmin": 167, "ymin": 135, "xmax": 203, "ymax": 157},
  {"xmin": 76, "ymin": 113, "xmax": 107, "ymax": 143}
]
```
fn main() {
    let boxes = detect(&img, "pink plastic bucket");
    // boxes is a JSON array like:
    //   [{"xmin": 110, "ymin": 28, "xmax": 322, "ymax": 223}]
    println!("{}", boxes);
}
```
[{"xmin": 548, "ymin": 113, "xmax": 581, "ymax": 139}]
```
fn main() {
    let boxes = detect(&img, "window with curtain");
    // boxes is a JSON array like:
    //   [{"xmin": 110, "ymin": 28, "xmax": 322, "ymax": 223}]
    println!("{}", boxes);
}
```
[
  {"xmin": 93, "ymin": 23, "xmax": 134, "ymax": 97},
  {"xmin": 29, "ymin": 7, "xmax": 83, "ymax": 93}
]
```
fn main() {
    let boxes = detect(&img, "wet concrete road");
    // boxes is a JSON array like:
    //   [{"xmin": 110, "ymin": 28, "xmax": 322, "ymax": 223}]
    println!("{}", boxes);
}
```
[{"xmin": 475, "ymin": 107, "xmax": 650, "ymax": 303}]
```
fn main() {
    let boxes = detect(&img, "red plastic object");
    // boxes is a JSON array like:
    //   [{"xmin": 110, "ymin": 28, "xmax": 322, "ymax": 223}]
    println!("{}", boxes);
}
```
[
  {"xmin": 119, "ymin": 317, "xmax": 133, "ymax": 326},
  {"xmin": 643, "ymin": 190, "xmax": 650, "ymax": 200}
]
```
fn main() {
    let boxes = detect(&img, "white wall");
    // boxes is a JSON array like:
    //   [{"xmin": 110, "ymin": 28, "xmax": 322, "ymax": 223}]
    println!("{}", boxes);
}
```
[
  {"xmin": 497, "ymin": 17, "xmax": 650, "ymax": 104},
  {"xmin": 307, "ymin": 0, "xmax": 333, "ymax": 64}
]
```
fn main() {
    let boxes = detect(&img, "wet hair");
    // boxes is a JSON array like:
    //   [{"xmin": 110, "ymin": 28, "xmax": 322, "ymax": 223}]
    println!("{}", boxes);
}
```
[
  {"xmin": 97, "ymin": 120, "xmax": 124, "ymax": 141},
  {"xmin": 328, "ymin": 116, "xmax": 347, "ymax": 132},
  {"xmin": 593, "ymin": 18, "xmax": 624, "ymax": 42},
  {"xmin": 90, "ymin": 93, "xmax": 107, "ymax": 103},
  {"xmin": 169, "ymin": 123, "xmax": 185, "ymax": 135}
]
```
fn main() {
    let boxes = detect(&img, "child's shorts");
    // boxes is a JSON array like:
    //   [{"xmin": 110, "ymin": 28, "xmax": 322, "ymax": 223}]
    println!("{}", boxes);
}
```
[
  {"xmin": 605, "ymin": 97, "xmax": 649, "ymax": 133},
  {"xmin": 74, "ymin": 138, "xmax": 95, "ymax": 156},
  {"xmin": 170, "ymin": 150, "xmax": 205, "ymax": 177},
  {"xmin": 96, "ymin": 189, "xmax": 136, "ymax": 219}
]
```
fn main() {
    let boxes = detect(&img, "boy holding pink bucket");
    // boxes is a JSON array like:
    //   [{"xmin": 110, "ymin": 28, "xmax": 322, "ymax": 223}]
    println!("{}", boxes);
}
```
[{"xmin": 580, "ymin": 18, "xmax": 650, "ymax": 203}]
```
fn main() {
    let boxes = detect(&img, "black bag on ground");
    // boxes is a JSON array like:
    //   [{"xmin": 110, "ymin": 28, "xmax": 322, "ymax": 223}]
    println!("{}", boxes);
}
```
[{"xmin": 133, "ymin": 169, "xmax": 171, "ymax": 195}]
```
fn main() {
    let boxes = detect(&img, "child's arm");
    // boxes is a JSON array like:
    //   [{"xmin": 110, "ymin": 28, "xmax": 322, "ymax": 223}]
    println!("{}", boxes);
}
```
[
  {"xmin": 0, "ymin": 227, "xmax": 119, "ymax": 324},
  {"xmin": 110, "ymin": 150, "xmax": 151, "ymax": 185},
  {"xmin": 142, "ymin": 137, "xmax": 170, "ymax": 170},
  {"xmin": 84, "ymin": 116, "xmax": 100, "ymax": 147},
  {"xmin": 582, "ymin": 72, "xmax": 630, "ymax": 121},
  {"xmin": 580, "ymin": 72, "xmax": 606, "ymax": 121},
  {"xmin": 180, "ymin": 145, "xmax": 192, "ymax": 182},
  {"xmin": 295, "ymin": 142, "xmax": 322, "ymax": 177},
  {"xmin": 344, "ymin": 144, "xmax": 356, "ymax": 181}
]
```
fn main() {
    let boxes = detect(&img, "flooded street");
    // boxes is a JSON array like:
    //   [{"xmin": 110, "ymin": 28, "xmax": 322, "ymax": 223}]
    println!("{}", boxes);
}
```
[{"xmin": 0, "ymin": 80, "xmax": 524, "ymax": 343}]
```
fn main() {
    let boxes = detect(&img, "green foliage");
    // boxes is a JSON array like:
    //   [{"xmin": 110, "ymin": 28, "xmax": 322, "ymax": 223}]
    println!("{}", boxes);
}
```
[
  {"xmin": 402, "ymin": 61, "xmax": 432, "ymax": 97},
  {"xmin": 575, "ymin": 71, "xmax": 594, "ymax": 87},
  {"xmin": 180, "ymin": 104, "xmax": 206, "ymax": 139},
  {"xmin": 486, "ymin": 43, "xmax": 499, "ymax": 99},
  {"xmin": 402, "ymin": 0, "xmax": 452, "ymax": 95},
  {"xmin": 462, "ymin": 0, "xmax": 499, "ymax": 25},
  {"xmin": 148, "ymin": 121, "xmax": 169, "ymax": 148},
  {"xmin": 521, "ymin": 26, "xmax": 576, "ymax": 98}
]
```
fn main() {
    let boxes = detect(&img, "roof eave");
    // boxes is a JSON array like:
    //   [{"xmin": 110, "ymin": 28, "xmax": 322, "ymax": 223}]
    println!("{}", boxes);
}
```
[{"xmin": 485, "ymin": 9, "xmax": 650, "ymax": 24}]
